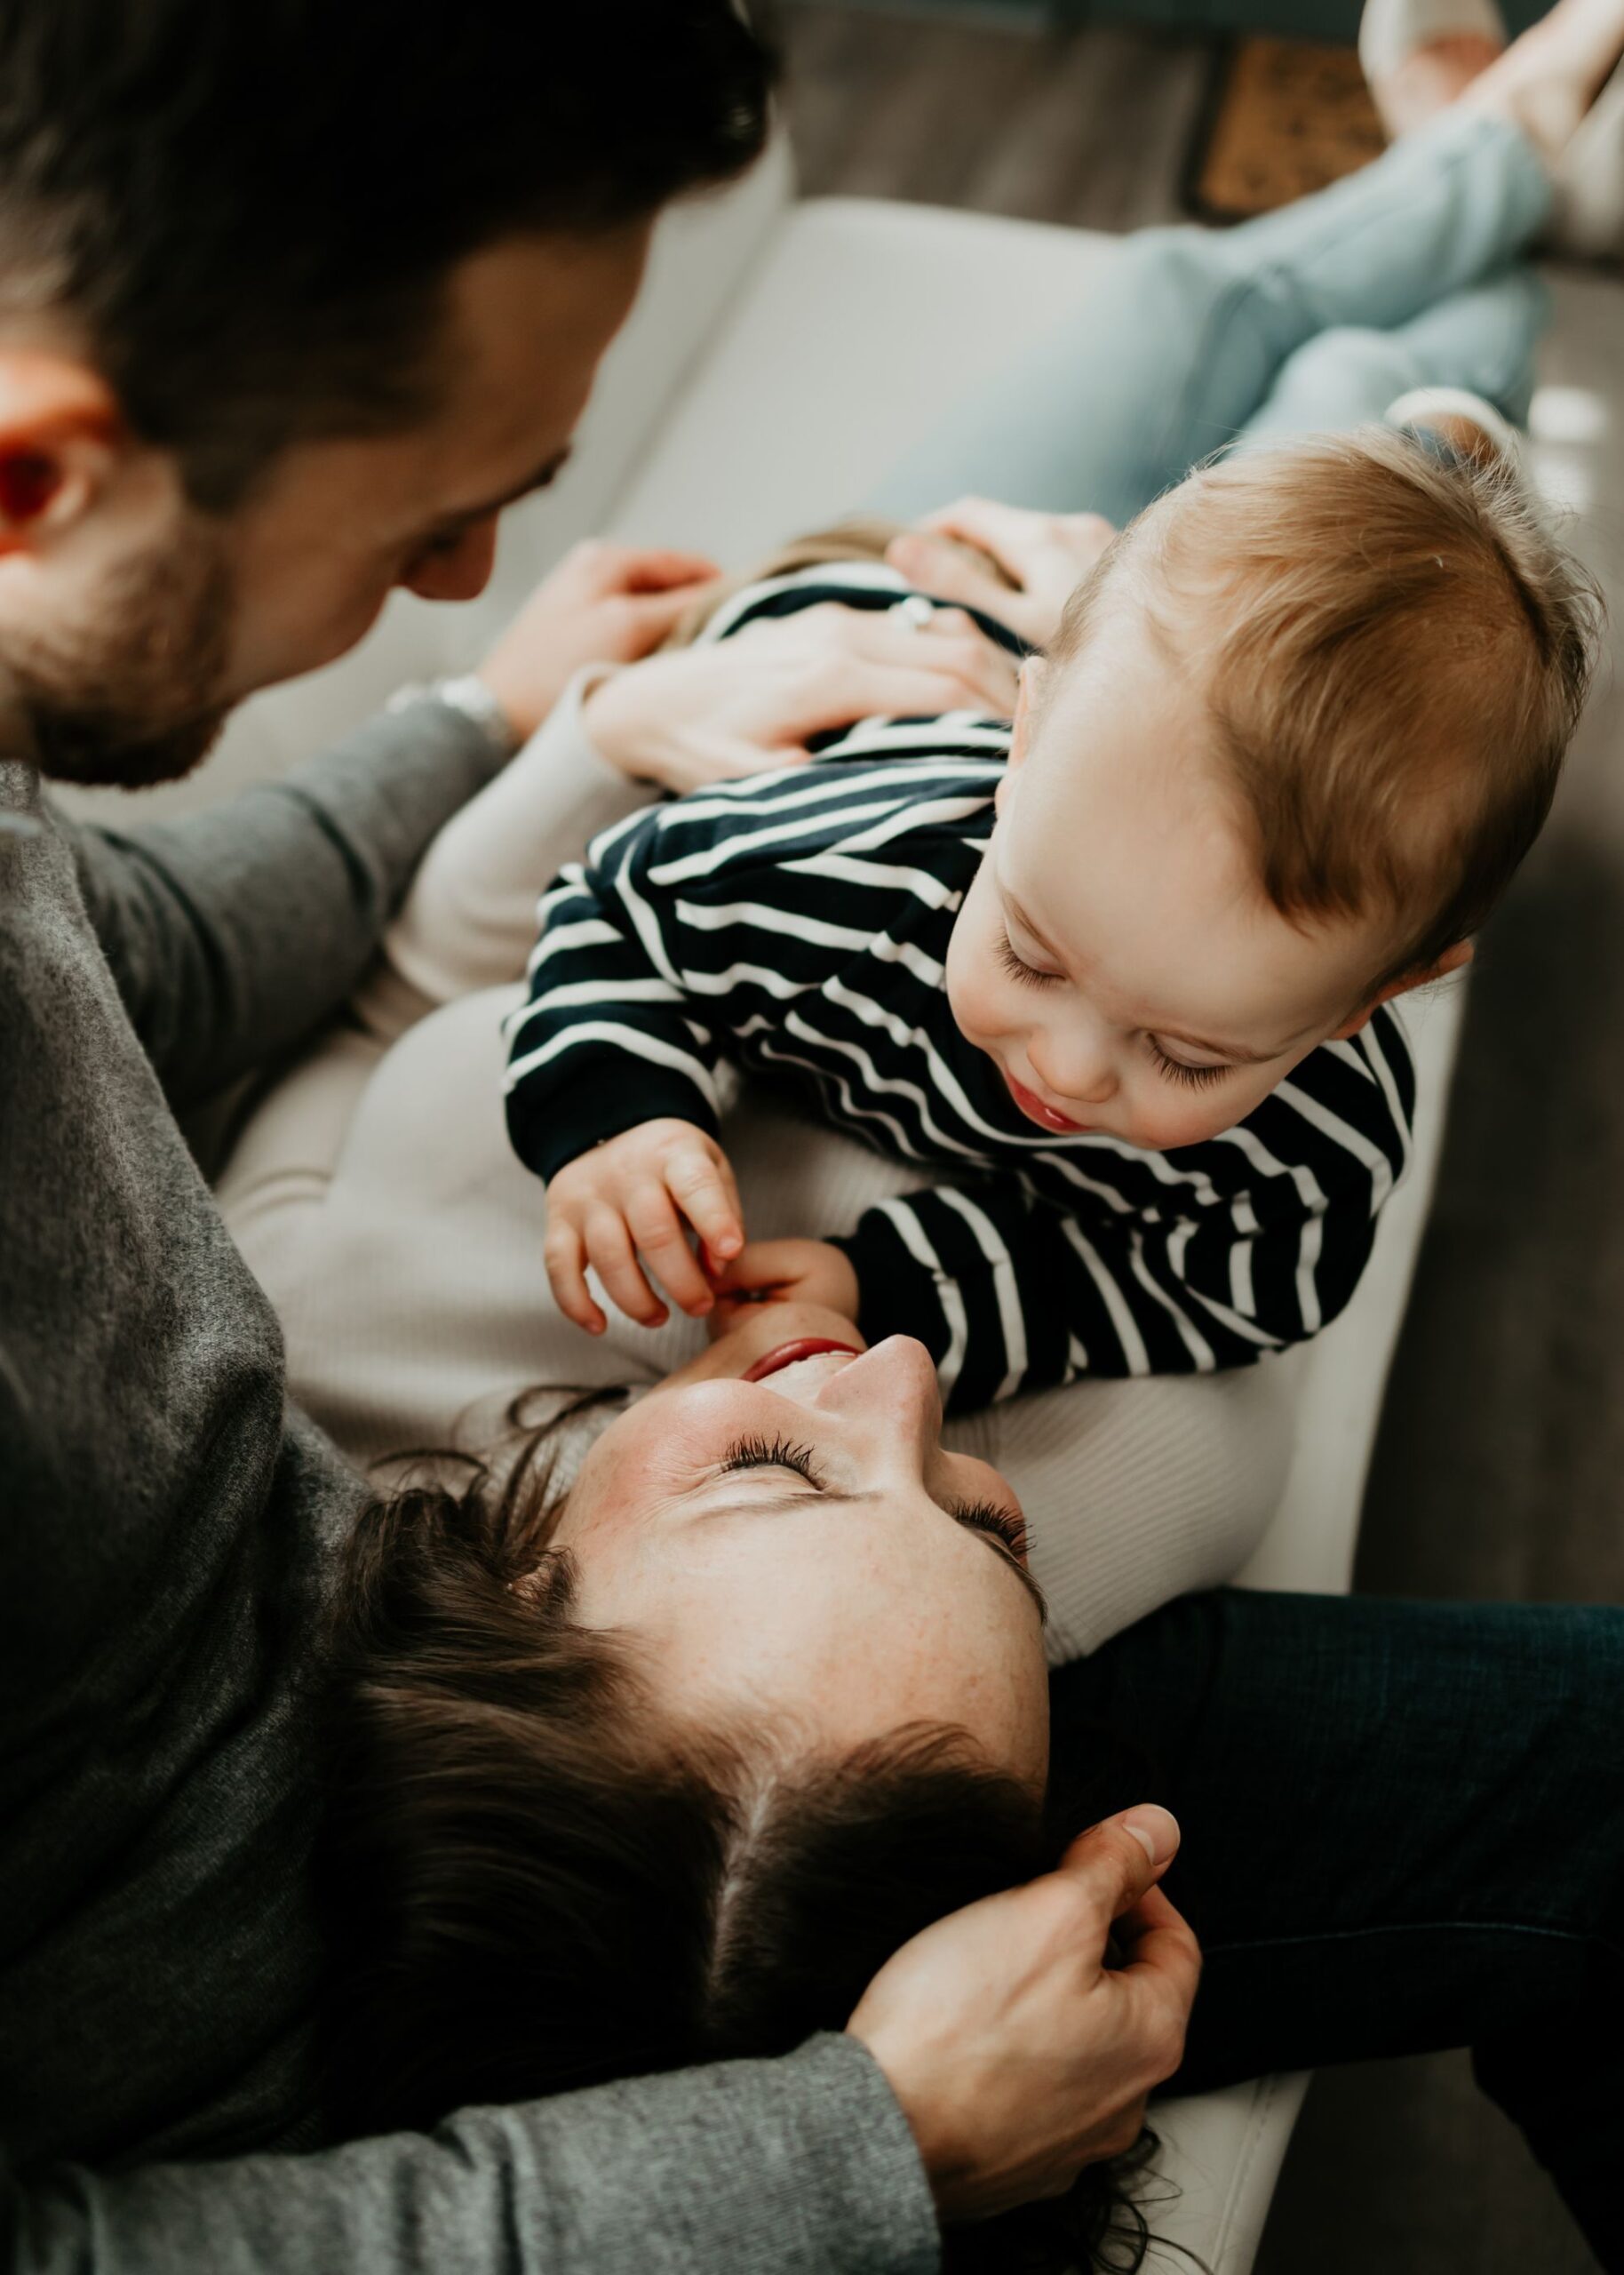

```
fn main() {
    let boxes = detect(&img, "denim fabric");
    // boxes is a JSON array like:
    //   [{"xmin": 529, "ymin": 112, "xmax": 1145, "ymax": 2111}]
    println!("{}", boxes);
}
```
[
  {"xmin": 870, "ymin": 110, "xmax": 1554, "ymax": 525},
  {"xmin": 1053, "ymin": 1592, "xmax": 1624, "ymax": 2267}
]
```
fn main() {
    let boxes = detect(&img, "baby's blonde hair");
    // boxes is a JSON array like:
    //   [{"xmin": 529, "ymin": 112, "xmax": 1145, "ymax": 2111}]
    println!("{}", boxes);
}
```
[{"xmin": 1049, "ymin": 428, "xmax": 1602, "ymax": 992}]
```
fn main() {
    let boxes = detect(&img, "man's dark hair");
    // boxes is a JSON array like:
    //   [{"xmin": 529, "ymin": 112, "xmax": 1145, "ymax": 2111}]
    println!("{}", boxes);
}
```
[
  {"xmin": 322, "ymin": 1397, "xmax": 1169, "ymax": 2274},
  {"xmin": 0, "ymin": 2, "xmax": 774, "ymax": 506}
]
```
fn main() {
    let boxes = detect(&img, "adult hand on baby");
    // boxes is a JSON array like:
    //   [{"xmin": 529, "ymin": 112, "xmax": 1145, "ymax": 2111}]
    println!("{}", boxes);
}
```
[
  {"xmin": 475, "ymin": 539, "xmax": 720, "ymax": 743},
  {"xmin": 848, "ymin": 1805, "xmax": 1198, "ymax": 2223},
  {"xmin": 545, "ymin": 1119, "xmax": 745, "ymax": 1335},
  {"xmin": 886, "ymin": 497, "xmax": 1118, "ymax": 651},
  {"xmin": 703, "ymin": 1238, "xmax": 861, "ymax": 1340},
  {"xmin": 583, "ymin": 600, "xmax": 1021, "ymax": 794}
]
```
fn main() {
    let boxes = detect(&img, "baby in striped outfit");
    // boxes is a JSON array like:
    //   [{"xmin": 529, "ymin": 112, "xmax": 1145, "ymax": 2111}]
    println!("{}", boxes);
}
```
[{"xmin": 505, "ymin": 419, "xmax": 1596, "ymax": 1409}]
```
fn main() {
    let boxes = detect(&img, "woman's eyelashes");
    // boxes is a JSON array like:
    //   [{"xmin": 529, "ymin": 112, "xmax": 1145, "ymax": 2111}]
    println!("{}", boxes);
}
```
[
  {"xmin": 952, "ymin": 1497, "xmax": 1031, "ymax": 1561},
  {"xmin": 718, "ymin": 1439, "xmax": 1029, "ymax": 1557},
  {"xmin": 719, "ymin": 1433, "xmax": 820, "ymax": 1483}
]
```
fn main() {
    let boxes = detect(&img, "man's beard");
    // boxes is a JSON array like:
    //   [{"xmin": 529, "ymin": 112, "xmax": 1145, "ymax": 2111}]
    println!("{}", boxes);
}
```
[{"xmin": 5, "ymin": 519, "xmax": 237, "ymax": 790}]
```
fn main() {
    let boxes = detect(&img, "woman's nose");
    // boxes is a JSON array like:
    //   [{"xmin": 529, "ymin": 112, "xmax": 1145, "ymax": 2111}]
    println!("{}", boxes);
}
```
[
  {"xmin": 1029, "ymin": 1025, "xmax": 1118, "ymax": 1106},
  {"xmin": 812, "ymin": 1335, "xmax": 942, "ymax": 1441}
]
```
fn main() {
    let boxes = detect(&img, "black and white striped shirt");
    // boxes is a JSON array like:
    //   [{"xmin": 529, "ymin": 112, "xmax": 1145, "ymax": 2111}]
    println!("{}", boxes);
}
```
[{"xmin": 505, "ymin": 568, "xmax": 1414, "ymax": 1412}]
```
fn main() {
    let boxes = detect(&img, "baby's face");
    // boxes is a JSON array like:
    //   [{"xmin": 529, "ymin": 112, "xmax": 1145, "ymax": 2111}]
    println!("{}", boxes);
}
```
[{"xmin": 946, "ymin": 603, "xmax": 1392, "ymax": 1152}]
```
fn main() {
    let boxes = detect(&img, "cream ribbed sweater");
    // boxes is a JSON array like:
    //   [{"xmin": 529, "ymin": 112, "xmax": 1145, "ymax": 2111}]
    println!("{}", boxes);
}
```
[{"xmin": 219, "ymin": 675, "xmax": 1297, "ymax": 1663}]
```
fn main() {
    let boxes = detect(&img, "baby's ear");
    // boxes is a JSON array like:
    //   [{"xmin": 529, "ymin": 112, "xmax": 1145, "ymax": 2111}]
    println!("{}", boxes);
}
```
[
  {"xmin": 998, "ymin": 659, "xmax": 1044, "ymax": 812},
  {"xmin": 1331, "ymin": 939, "xmax": 1474, "ymax": 1037}
]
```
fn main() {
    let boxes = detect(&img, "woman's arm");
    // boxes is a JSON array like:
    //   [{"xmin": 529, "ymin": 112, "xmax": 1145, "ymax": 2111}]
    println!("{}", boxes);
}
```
[
  {"xmin": 360, "ymin": 604, "xmax": 1021, "ymax": 1045},
  {"xmin": 353, "ymin": 669, "xmax": 654, "ymax": 1043}
]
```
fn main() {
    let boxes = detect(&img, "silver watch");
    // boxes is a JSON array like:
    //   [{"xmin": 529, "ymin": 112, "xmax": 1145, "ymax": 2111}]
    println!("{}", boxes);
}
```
[{"xmin": 385, "ymin": 672, "xmax": 520, "ymax": 761}]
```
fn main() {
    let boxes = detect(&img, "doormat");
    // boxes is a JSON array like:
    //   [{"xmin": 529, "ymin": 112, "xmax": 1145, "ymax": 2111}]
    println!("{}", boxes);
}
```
[{"xmin": 1188, "ymin": 37, "xmax": 1386, "ymax": 222}]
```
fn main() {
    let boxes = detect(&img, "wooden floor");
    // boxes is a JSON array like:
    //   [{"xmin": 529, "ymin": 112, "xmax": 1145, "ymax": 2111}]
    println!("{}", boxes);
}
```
[{"xmin": 773, "ymin": 8, "xmax": 1619, "ymax": 2271}]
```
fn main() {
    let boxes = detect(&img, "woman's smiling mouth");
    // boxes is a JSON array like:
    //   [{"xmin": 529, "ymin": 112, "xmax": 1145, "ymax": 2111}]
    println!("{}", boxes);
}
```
[{"xmin": 741, "ymin": 1337, "xmax": 864, "ymax": 1382}]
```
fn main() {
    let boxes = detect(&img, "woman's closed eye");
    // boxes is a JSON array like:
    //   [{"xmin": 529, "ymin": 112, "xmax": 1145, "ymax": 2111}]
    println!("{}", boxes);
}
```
[
  {"xmin": 720, "ymin": 1433, "xmax": 822, "ymax": 1484},
  {"xmin": 718, "ymin": 1439, "xmax": 1031, "ymax": 1560}
]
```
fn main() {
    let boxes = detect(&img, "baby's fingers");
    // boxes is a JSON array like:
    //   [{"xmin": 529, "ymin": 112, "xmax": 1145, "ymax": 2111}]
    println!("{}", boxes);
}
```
[
  {"xmin": 665, "ymin": 1145, "xmax": 744, "ymax": 1264},
  {"xmin": 585, "ymin": 1204, "xmax": 669, "ymax": 1329},
  {"xmin": 626, "ymin": 1184, "xmax": 714, "ymax": 1319},
  {"xmin": 544, "ymin": 1217, "xmax": 606, "ymax": 1337}
]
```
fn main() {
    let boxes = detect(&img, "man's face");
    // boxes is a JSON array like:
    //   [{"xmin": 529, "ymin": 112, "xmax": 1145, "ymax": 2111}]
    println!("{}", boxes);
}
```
[{"xmin": 6, "ymin": 225, "xmax": 649, "ymax": 786}]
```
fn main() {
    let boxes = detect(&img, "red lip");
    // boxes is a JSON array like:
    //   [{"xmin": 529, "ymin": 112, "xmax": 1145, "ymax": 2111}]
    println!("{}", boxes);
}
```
[
  {"xmin": 742, "ymin": 1337, "xmax": 863, "ymax": 1382},
  {"xmin": 1006, "ymin": 1071, "xmax": 1090, "ymax": 1135}
]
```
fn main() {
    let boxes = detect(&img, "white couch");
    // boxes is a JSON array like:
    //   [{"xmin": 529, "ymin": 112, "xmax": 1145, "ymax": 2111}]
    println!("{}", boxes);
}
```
[{"xmin": 112, "ymin": 138, "xmax": 1624, "ymax": 2270}]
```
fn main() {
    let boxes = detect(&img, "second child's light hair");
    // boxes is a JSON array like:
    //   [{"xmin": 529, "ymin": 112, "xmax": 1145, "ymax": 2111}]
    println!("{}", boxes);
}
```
[{"xmin": 1047, "ymin": 428, "xmax": 1602, "ymax": 994}]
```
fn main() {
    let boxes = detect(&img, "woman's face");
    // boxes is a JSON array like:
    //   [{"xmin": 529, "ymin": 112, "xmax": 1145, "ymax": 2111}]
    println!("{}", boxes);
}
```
[{"xmin": 551, "ymin": 1305, "xmax": 1050, "ymax": 1788}]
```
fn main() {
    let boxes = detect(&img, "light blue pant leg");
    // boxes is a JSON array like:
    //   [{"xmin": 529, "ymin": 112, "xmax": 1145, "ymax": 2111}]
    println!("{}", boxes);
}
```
[
  {"xmin": 1235, "ymin": 265, "xmax": 1550, "ymax": 444},
  {"xmin": 870, "ymin": 111, "xmax": 1552, "ymax": 525}
]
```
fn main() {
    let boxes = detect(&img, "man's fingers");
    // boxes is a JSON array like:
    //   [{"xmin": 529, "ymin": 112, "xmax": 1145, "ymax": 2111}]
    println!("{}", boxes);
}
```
[
  {"xmin": 665, "ymin": 1149, "xmax": 744, "ymax": 1260},
  {"xmin": 543, "ymin": 1218, "xmax": 605, "ymax": 1336},
  {"xmin": 912, "ymin": 495, "xmax": 1039, "ymax": 584},
  {"xmin": 884, "ymin": 531, "xmax": 1001, "ymax": 614},
  {"xmin": 584, "ymin": 1205, "xmax": 669, "ymax": 1329},
  {"xmin": 1048, "ymin": 1807, "xmax": 1182, "ymax": 1941},
  {"xmin": 1110, "ymin": 1885, "xmax": 1202, "ymax": 2017},
  {"xmin": 618, "ymin": 548, "xmax": 721, "ymax": 591}
]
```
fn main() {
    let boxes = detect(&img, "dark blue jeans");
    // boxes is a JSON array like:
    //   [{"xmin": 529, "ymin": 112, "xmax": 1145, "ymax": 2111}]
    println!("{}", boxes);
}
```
[{"xmin": 1052, "ymin": 1592, "xmax": 1624, "ymax": 2269}]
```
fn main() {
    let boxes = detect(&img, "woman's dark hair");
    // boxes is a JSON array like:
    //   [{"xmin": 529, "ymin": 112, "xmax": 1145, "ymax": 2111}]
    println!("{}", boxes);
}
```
[
  {"xmin": 0, "ymin": 1, "xmax": 774, "ymax": 505},
  {"xmin": 323, "ymin": 1397, "xmax": 1168, "ymax": 2273}
]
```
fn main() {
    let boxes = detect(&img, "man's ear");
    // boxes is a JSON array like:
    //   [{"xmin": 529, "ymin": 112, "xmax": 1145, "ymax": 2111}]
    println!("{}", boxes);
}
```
[
  {"xmin": 1331, "ymin": 938, "xmax": 1474, "ymax": 1039},
  {"xmin": 0, "ymin": 348, "xmax": 124, "ymax": 556},
  {"xmin": 995, "ymin": 657, "xmax": 1044, "ymax": 816}
]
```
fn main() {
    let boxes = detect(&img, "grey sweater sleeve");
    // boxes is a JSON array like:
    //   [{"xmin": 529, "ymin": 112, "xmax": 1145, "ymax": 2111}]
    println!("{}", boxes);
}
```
[
  {"xmin": 63, "ymin": 701, "xmax": 504, "ymax": 1109},
  {"xmin": 7, "ymin": 2039, "xmax": 940, "ymax": 2275}
]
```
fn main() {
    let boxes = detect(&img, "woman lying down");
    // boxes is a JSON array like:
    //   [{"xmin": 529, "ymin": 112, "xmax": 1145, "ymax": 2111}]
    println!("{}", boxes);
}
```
[{"xmin": 220, "ymin": 49, "xmax": 1613, "ymax": 2257}]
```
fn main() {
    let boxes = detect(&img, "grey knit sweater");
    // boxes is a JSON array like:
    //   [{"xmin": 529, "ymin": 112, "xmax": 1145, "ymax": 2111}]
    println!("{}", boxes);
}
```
[{"xmin": 0, "ymin": 715, "xmax": 936, "ymax": 2273}]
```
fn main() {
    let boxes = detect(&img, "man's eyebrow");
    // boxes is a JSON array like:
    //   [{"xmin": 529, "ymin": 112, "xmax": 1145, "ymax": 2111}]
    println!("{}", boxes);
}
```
[
  {"xmin": 436, "ymin": 446, "xmax": 573, "ymax": 530},
  {"xmin": 701, "ymin": 1482, "xmax": 1047, "ymax": 1621},
  {"xmin": 1003, "ymin": 888, "xmax": 1287, "ymax": 1066}
]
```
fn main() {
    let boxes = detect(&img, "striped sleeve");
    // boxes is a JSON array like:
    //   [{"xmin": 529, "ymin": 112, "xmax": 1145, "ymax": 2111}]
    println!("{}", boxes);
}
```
[
  {"xmin": 503, "ymin": 814, "xmax": 725, "ymax": 1183},
  {"xmin": 832, "ymin": 1061, "xmax": 1408, "ymax": 1411}
]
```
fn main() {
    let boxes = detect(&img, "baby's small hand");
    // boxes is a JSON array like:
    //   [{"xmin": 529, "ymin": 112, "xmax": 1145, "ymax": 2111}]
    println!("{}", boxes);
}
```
[
  {"xmin": 705, "ymin": 1238, "xmax": 861, "ymax": 1338},
  {"xmin": 545, "ymin": 1120, "xmax": 744, "ymax": 1334}
]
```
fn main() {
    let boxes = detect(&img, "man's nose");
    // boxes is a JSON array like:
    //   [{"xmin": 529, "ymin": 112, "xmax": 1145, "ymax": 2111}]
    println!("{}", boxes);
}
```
[
  {"xmin": 402, "ymin": 519, "xmax": 499, "ymax": 603},
  {"xmin": 1030, "ymin": 1024, "xmax": 1118, "ymax": 1106}
]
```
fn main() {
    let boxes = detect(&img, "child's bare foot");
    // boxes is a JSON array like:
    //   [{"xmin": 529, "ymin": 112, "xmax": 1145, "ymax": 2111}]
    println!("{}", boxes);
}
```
[
  {"xmin": 1455, "ymin": 0, "xmax": 1624, "ymax": 164},
  {"xmin": 1385, "ymin": 386, "xmax": 1524, "ymax": 477},
  {"xmin": 1360, "ymin": 0, "xmax": 1507, "ymax": 138}
]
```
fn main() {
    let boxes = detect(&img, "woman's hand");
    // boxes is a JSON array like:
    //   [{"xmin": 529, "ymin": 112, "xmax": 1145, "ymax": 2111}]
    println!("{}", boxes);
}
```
[
  {"xmin": 886, "ymin": 498, "xmax": 1118, "ymax": 651},
  {"xmin": 475, "ymin": 540, "xmax": 720, "ymax": 743},
  {"xmin": 704, "ymin": 1238, "xmax": 861, "ymax": 1339},
  {"xmin": 583, "ymin": 601, "xmax": 1021, "ymax": 794},
  {"xmin": 848, "ymin": 1806, "xmax": 1199, "ymax": 2223},
  {"xmin": 545, "ymin": 1119, "xmax": 745, "ymax": 1335}
]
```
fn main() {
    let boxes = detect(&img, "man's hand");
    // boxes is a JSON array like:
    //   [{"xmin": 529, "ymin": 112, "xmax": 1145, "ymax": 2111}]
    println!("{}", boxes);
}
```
[
  {"xmin": 545, "ymin": 1120, "xmax": 744, "ymax": 1335},
  {"xmin": 886, "ymin": 498, "xmax": 1118, "ymax": 652},
  {"xmin": 704, "ymin": 1238, "xmax": 861, "ymax": 1339},
  {"xmin": 848, "ymin": 1805, "xmax": 1198, "ymax": 2223},
  {"xmin": 476, "ymin": 539, "xmax": 720, "ymax": 743},
  {"xmin": 582, "ymin": 601, "xmax": 1020, "ymax": 794}
]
